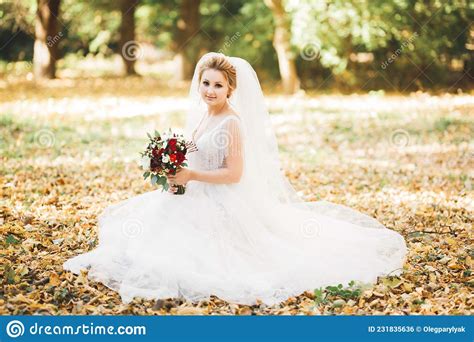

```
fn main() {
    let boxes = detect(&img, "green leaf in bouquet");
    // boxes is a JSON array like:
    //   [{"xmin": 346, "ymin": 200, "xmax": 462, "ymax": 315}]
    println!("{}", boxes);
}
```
[
  {"xmin": 147, "ymin": 132, "xmax": 152, "ymax": 139},
  {"xmin": 163, "ymin": 183, "xmax": 169, "ymax": 191},
  {"xmin": 154, "ymin": 130, "xmax": 160, "ymax": 138},
  {"xmin": 151, "ymin": 174, "xmax": 158, "ymax": 185},
  {"xmin": 143, "ymin": 171, "xmax": 150, "ymax": 180},
  {"xmin": 158, "ymin": 175, "xmax": 167, "ymax": 186}
]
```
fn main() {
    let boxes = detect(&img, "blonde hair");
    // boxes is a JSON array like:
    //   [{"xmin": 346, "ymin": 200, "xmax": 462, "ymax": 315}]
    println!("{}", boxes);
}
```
[{"xmin": 198, "ymin": 55, "xmax": 237, "ymax": 98}]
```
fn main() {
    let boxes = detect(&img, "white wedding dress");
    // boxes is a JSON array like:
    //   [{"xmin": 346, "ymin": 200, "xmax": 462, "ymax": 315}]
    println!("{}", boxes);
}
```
[{"xmin": 63, "ymin": 53, "xmax": 408, "ymax": 306}]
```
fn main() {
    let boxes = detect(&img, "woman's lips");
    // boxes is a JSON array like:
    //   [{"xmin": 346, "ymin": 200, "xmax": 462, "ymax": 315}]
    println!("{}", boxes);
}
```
[{"xmin": 206, "ymin": 95, "xmax": 216, "ymax": 100}]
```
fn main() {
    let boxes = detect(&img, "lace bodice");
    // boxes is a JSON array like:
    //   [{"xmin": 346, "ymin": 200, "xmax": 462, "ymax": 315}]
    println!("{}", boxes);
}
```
[{"xmin": 187, "ymin": 114, "xmax": 243, "ymax": 171}]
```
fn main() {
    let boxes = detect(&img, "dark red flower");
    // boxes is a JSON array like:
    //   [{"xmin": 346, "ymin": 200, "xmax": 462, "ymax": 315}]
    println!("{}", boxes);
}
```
[
  {"xmin": 168, "ymin": 138, "xmax": 177, "ymax": 151},
  {"xmin": 176, "ymin": 152, "xmax": 185, "ymax": 164},
  {"xmin": 152, "ymin": 148, "xmax": 164, "ymax": 158},
  {"xmin": 150, "ymin": 158, "xmax": 162, "ymax": 172}
]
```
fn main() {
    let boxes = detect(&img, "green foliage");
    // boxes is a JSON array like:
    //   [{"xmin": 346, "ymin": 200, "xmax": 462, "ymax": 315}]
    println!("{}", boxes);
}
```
[
  {"xmin": 136, "ymin": 0, "xmax": 180, "ymax": 48},
  {"xmin": 326, "ymin": 281, "xmax": 363, "ymax": 299},
  {"xmin": 60, "ymin": 0, "xmax": 121, "ymax": 56},
  {"xmin": 5, "ymin": 234, "xmax": 20, "ymax": 245},
  {"xmin": 0, "ymin": 0, "xmax": 36, "ymax": 60},
  {"xmin": 314, "ymin": 280, "xmax": 363, "ymax": 305},
  {"xmin": 201, "ymin": 0, "xmax": 279, "ymax": 77},
  {"xmin": 288, "ymin": 0, "xmax": 473, "ymax": 89},
  {"xmin": 0, "ymin": 0, "xmax": 472, "ymax": 90}
]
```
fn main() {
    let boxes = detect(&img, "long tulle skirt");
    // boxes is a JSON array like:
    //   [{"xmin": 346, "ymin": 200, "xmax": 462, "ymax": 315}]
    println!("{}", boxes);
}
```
[{"xmin": 63, "ymin": 181, "xmax": 407, "ymax": 305}]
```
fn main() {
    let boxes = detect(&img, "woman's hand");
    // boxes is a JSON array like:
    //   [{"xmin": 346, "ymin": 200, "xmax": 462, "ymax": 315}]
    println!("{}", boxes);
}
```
[
  {"xmin": 167, "ymin": 167, "xmax": 193, "ymax": 186},
  {"xmin": 167, "ymin": 184, "xmax": 178, "ymax": 194}
]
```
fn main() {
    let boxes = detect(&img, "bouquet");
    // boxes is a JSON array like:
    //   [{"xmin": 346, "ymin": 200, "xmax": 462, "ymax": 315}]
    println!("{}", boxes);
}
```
[{"xmin": 139, "ymin": 129, "xmax": 197, "ymax": 195}]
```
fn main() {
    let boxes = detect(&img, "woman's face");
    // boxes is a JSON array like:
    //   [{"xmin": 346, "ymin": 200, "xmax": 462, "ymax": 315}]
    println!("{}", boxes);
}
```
[{"xmin": 199, "ymin": 69, "xmax": 230, "ymax": 107}]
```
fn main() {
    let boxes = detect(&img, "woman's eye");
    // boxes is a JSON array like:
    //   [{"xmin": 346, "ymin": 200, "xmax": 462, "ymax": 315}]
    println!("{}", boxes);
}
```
[
  {"xmin": 203, "ymin": 81, "xmax": 209, "ymax": 86},
  {"xmin": 215, "ymin": 84, "xmax": 222, "ymax": 88}
]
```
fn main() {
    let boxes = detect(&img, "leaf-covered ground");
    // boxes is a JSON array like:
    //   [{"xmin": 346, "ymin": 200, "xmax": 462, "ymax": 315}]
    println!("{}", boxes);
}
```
[{"xmin": 1, "ymin": 77, "xmax": 473, "ymax": 315}]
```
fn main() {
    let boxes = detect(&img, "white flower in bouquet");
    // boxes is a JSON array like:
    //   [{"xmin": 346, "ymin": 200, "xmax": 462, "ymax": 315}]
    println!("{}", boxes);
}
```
[{"xmin": 139, "ymin": 155, "xmax": 151, "ymax": 170}]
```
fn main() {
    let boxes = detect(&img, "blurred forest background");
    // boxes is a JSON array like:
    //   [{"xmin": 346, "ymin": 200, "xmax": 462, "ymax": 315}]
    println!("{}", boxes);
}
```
[
  {"xmin": 1, "ymin": 1, "xmax": 473, "ymax": 315},
  {"xmin": 0, "ymin": 0, "xmax": 473, "ymax": 92}
]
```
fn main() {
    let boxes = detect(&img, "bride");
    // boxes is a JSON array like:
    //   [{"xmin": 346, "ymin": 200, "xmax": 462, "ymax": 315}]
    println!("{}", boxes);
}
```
[{"xmin": 63, "ymin": 52, "xmax": 408, "ymax": 306}]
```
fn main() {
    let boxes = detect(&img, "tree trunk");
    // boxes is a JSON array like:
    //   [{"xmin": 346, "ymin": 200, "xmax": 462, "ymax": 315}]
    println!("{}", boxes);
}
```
[
  {"xmin": 264, "ymin": 0, "xmax": 300, "ymax": 94},
  {"xmin": 34, "ymin": 0, "xmax": 61, "ymax": 80},
  {"xmin": 119, "ymin": 0, "xmax": 140, "ymax": 76},
  {"xmin": 173, "ymin": 0, "xmax": 201, "ymax": 81}
]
